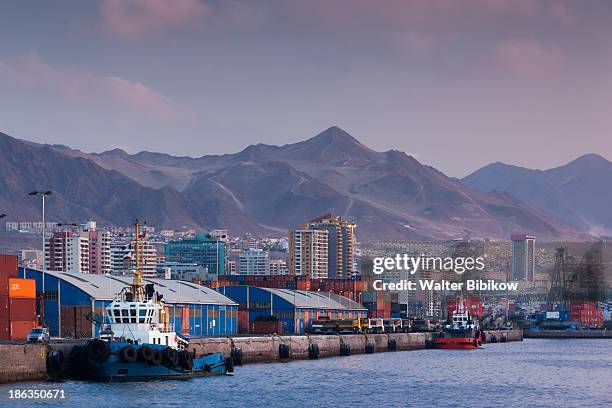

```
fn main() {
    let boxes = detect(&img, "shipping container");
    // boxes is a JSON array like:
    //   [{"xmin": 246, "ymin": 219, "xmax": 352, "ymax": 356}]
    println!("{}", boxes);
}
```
[
  {"xmin": 60, "ymin": 306, "xmax": 93, "ymax": 338},
  {"xmin": 0, "ymin": 317, "xmax": 9, "ymax": 340},
  {"xmin": 181, "ymin": 306, "xmax": 190, "ymax": 335},
  {"xmin": 0, "ymin": 255, "xmax": 19, "ymax": 279},
  {"xmin": 9, "ymin": 298, "xmax": 36, "ymax": 321},
  {"xmin": 10, "ymin": 319, "xmax": 36, "ymax": 341},
  {"xmin": 0, "ymin": 276, "xmax": 8, "ymax": 296},
  {"xmin": 250, "ymin": 320, "xmax": 282, "ymax": 334},
  {"xmin": 0, "ymin": 295, "xmax": 8, "ymax": 318},
  {"xmin": 8, "ymin": 278, "xmax": 36, "ymax": 298},
  {"xmin": 237, "ymin": 311, "xmax": 249, "ymax": 334}
]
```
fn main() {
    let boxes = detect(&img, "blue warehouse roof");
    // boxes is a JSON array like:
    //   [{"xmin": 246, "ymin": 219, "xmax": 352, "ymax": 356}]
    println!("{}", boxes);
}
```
[
  {"xmin": 24, "ymin": 269, "xmax": 237, "ymax": 306},
  {"xmin": 220, "ymin": 286, "xmax": 367, "ymax": 311}
]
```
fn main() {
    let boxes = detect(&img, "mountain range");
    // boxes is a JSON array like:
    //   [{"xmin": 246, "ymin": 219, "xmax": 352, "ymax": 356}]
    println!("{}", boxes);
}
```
[
  {"xmin": 462, "ymin": 154, "xmax": 612, "ymax": 236},
  {"xmin": 0, "ymin": 126, "xmax": 599, "ymax": 241}
]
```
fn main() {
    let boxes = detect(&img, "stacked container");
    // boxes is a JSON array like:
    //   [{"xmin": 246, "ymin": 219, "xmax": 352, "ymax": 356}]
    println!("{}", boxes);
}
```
[
  {"xmin": 60, "ymin": 306, "xmax": 92, "ymax": 338},
  {"xmin": 0, "ymin": 255, "xmax": 19, "ymax": 340},
  {"xmin": 0, "ymin": 255, "xmax": 37, "ymax": 341}
]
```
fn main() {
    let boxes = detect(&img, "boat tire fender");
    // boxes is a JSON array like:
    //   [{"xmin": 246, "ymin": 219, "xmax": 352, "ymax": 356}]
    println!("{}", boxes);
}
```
[
  {"xmin": 225, "ymin": 356, "xmax": 234, "ymax": 373},
  {"xmin": 120, "ymin": 346, "xmax": 138, "ymax": 363},
  {"xmin": 138, "ymin": 346, "xmax": 154, "ymax": 363},
  {"xmin": 87, "ymin": 339, "xmax": 110, "ymax": 363},
  {"xmin": 162, "ymin": 347, "xmax": 179, "ymax": 367},
  {"xmin": 150, "ymin": 348, "xmax": 162, "ymax": 366},
  {"xmin": 308, "ymin": 343, "xmax": 319, "ymax": 359},
  {"xmin": 46, "ymin": 350, "xmax": 66, "ymax": 376}
]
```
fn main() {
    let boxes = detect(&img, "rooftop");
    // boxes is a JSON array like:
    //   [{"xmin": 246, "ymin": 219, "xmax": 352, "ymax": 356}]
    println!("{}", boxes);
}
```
[
  {"xmin": 23, "ymin": 268, "xmax": 237, "ymax": 306},
  {"xmin": 219, "ymin": 285, "xmax": 366, "ymax": 311}
]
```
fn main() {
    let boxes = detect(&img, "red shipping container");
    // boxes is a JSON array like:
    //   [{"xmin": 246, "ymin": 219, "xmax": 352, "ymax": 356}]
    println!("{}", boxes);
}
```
[
  {"xmin": 9, "ymin": 298, "xmax": 36, "ymax": 321},
  {"xmin": 0, "ymin": 255, "xmax": 19, "ymax": 279},
  {"xmin": 181, "ymin": 306, "xmax": 190, "ymax": 335},
  {"xmin": 10, "ymin": 320, "xmax": 36, "ymax": 341},
  {"xmin": 0, "ymin": 275, "xmax": 7, "ymax": 296},
  {"xmin": 0, "ymin": 317, "xmax": 9, "ymax": 340},
  {"xmin": 0, "ymin": 295, "xmax": 8, "ymax": 318}
]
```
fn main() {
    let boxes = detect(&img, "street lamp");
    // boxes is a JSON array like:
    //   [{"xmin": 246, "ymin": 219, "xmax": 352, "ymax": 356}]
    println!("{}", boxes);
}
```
[
  {"xmin": 0, "ymin": 214, "xmax": 6, "ymax": 255},
  {"xmin": 29, "ymin": 191, "xmax": 52, "ymax": 295}
]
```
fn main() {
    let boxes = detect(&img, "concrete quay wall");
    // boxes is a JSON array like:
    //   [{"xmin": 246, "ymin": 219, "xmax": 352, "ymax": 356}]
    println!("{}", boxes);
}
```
[
  {"xmin": 0, "ymin": 330, "xmax": 522, "ymax": 383},
  {"xmin": 0, "ymin": 344, "xmax": 48, "ymax": 383}
]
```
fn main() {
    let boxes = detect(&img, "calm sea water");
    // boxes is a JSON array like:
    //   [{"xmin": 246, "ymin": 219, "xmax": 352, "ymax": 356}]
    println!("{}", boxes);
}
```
[{"xmin": 1, "ymin": 339, "xmax": 611, "ymax": 407}]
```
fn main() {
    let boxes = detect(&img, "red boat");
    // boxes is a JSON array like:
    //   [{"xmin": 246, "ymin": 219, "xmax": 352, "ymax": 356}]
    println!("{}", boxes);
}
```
[{"xmin": 433, "ymin": 303, "xmax": 481, "ymax": 350}]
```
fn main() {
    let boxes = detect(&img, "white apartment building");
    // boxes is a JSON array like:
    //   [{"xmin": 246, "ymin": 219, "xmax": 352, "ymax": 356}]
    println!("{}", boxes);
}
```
[{"xmin": 238, "ymin": 248, "xmax": 269, "ymax": 275}]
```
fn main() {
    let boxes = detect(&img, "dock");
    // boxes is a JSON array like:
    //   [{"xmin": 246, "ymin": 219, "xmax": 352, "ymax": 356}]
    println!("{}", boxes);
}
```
[{"xmin": 0, "ymin": 330, "xmax": 522, "ymax": 383}]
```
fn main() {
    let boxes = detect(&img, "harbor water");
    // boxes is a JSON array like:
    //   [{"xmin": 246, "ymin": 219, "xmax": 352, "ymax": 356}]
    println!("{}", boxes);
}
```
[{"xmin": 1, "ymin": 339, "xmax": 611, "ymax": 407}]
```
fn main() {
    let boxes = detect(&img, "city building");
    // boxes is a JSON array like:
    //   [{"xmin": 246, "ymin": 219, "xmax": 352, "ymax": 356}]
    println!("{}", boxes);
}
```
[
  {"xmin": 165, "ymin": 232, "xmax": 227, "ymax": 276},
  {"xmin": 218, "ymin": 285, "xmax": 366, "ymax": 334},
  {"xmin": 288, "ymin": 229, "xmax": 328, "ymax": 278},
  {"xmin": 511, "ymin": 234, "xmax": 536, "ymax": 281},
  {"xmin": 238, "ymin": 249, "xmax": 269, "ymax": 275},
  {"xmin": 109, "ymin": 242, "xmax": 129, "ymax": 275},
  {"xmin": 22, "ymin": 268, "xmax": 238, "ymax": 338},
  {"xmin": 108, "ymin": 238, "xmax": 157, "ymax": 278},
  {"xmin": 45, "ymin": 231, "xmax": 90, "ymax": 273},
  {"xmin": 269, "ymin": 259, "xmax": 288, "ymax": 275},
  {"xmin": 307, "ymin": 214, "xmax": 357, "ymax": 278},
  {"xmin": 156, "ymin": 262, "xmax": 210, "ymax": 282},
  {"xmin": 227, "ymin": 260, "xmax": 236, "ymax": 275},
  {"xmin": 82, "ymin": 222, "xmax": 111, "ymax": 275}
]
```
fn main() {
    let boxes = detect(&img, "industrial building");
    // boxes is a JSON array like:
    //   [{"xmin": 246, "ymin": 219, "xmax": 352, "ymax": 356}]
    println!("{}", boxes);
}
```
[
  {"xmin": 218, "ymin": 285, "xmax": 367, "ymax": 335},
  {"xmin": 21, "ymin": 268, "xmax": 238, "ymax": 338}
]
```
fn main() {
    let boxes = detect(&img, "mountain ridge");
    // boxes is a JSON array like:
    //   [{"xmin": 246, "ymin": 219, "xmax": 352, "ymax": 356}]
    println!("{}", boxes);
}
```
[{"xmin": 0, "ymin": 127, "xmax": 591, "ymax": 241}]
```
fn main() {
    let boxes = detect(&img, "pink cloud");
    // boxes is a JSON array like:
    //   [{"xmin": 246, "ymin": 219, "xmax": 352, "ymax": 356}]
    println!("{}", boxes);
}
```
[
  {"xmin": 100, "ymin": 0, "xmax": 208, "ymax": 38},
  {"xmin": 0, "ymin": 53, "xmax": 176, "ymax": 119},
  {"xmin": 495, "ymin": 39, "xmax": 562, "ymax": 80}
]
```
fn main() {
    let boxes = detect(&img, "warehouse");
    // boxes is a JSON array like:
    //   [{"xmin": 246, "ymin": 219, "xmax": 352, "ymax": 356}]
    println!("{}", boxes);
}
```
[
  {"xmin": 218, "ymin": 285, "xmax": 367, "ymax": 334},
  {"xmin": 21, "ymin": 268, "xmax": 238, "ymax": 338}
]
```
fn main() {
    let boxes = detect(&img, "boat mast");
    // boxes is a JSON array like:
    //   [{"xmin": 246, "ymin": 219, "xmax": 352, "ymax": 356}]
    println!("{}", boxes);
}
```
[{"xmin": 132, "ymin": 218, "xmax": 144, "ymax": 302}]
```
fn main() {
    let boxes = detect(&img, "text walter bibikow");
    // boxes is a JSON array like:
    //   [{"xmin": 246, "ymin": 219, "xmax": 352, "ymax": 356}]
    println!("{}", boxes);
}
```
[{"xmin": 371, "ymin": 254, "xmax": 518, "ymax": 292}]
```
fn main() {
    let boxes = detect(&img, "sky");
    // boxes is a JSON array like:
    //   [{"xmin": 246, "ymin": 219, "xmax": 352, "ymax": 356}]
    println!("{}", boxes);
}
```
[{"xmin": 0, "ymin": 0, "xmax": 611, "ymax": 177}]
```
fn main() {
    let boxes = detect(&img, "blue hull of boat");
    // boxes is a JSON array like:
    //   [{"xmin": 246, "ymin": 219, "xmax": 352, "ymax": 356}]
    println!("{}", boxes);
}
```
[{"xmin": 76, "ymin": 341, "xmax": 228, "ymax": 382}]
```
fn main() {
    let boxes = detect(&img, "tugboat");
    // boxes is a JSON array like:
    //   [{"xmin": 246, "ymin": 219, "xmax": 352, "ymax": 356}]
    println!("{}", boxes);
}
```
[
  {"xmin": 56, "ymin": 220, "xmax": 232, "ymax": 381},
  {"xmin": 433, "ymin": 302, "xmax": 482, "ymax": 350}
]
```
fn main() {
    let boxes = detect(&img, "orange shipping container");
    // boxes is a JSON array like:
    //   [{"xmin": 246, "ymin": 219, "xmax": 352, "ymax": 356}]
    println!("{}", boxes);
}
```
[{"xmin": 8, "ymin": 278, "xmax": 36, "ymax": 298}]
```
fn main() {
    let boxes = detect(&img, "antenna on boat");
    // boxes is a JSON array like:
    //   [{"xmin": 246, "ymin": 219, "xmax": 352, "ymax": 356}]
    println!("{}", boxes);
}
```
[{"xmin": 132, "ymin": 218, "xmax": 145, "ymax": 302}]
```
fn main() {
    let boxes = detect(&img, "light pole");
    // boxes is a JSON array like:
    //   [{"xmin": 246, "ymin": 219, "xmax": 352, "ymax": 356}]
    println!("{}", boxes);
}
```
[
  {"xmin": 29, "ymin": 191, "xmax": 52, "ymax": 295},
  {"xmin": 0, "ymin": 214, "xmax": 6, "ymax": 254}
]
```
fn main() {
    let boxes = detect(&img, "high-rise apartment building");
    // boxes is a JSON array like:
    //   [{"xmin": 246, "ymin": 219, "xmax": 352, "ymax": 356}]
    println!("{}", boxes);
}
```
[
  {"xmin": 82, "ymin": 222, "xmax": 111, "ymax": 275},
  {"xmin": 238, "ymin": 248, "xmax": 269, "ymax": 275},
  {"xmin": 307, "ymin": 214, "xmax": 357, "ymax": 278},
  {"xmin": 108, "ymin": 239, "xmax": 157, "ymax": 278},
  {"xmin": 511, "ymin": 234, "xmax": 536, "ymax": 281},
  {"xmin": 288, "ymin": 229, "xmax": 329, "ymax": 278},
  {"xmin": 45, "ymin": 231, "xmax": 90, "ymax": 273},
  {"xmin": 288, "ymin": 214, "xmax": 356, "ymax": 279}
]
